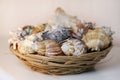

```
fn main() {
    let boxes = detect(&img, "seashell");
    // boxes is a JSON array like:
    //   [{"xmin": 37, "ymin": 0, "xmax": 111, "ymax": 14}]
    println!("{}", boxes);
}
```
[
  {"xmin": 83, "ymin": 22, "xmax": 95, "ymax": 30},
  {"xmin": 42, "ymin": 27, "xmax": 72, "ymax": 43},
  {"xmin": 71, "ymin": 23, "xmax": 87, "ymax": 39},
  {"xmin": 36, "ymin": 40, "xmax": 62, "ymax": 56},
  {"xmin": 61, "ymin": 39, "xmax": 87, "ymax": 56},
  {"xmin": 100, "ymin": 26, "xmax": 114, "ymax": 39},
  {"xmin": 31, "ymin": 24, "xmax": 45, "ymax": 34},
  {"xmin": 82, "ymin": 27, "xmax": 113, "ymax": 51},
  {"xmin": 21, "ymin": 25, "xmax": 34, "ymax": 36},
  {"xmin": 9, "ymin": 25, "xmax": 35, "ymax": 50},
  {"xmin": 44, "ymin": 23, "xmax": 52, "ymax": 32},
  {"xmin": 18, "ymin": 35, "xmax": 41, "ymax": 54},
  {"xmin": 47, "ymin": 7, "xmax": 88, "ymax": 39},
  {"xmin": 48, "ymin": 8, "xmax": 81, "ymax": 29}
]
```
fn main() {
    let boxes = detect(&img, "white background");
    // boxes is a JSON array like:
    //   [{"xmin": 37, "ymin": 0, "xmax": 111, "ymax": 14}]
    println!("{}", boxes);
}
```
[{"xmin": 0, "ymin": 0, "xmax": 120, "ymax": 80}]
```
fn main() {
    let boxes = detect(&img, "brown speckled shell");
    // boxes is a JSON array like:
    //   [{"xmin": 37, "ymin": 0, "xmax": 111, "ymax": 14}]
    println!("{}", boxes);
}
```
[
  {"xmin": 31, "ymin": 24, "xmax": 45, "ymax": 34},
  {"xmin": 36, "ymin": 40, "xmax": 62, "ymax": 56}
]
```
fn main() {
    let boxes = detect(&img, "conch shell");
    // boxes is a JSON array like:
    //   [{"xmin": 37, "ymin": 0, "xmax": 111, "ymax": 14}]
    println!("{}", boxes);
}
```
[
  {"xmin": 47, "ymin": 8, "xmax": 88, "ymax": 39},
  {"xmin": 82, "ymin": 27, "xmax": 113, "ymax": 51},
  {"xmin": 36, "ymin": 40, "xmax": 62, "ymax": 56},
  {"xmin": 61, "ymin": 39, "xmax": 87, "ymax": 56}
]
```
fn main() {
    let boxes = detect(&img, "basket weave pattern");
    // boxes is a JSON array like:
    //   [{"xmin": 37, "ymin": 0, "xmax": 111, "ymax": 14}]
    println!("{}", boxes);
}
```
[{"xmin": 10, "ymin": 45, "xmax": 112, "ymax": 75}]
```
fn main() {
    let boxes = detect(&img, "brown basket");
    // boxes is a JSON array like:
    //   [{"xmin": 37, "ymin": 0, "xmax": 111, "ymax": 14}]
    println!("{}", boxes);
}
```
[{"xmin": 9, "ymin": 45, "xmax": 112, "ymax": 75}]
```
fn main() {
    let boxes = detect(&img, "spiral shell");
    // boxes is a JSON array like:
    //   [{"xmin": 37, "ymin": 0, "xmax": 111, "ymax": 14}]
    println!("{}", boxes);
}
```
[
  {"xmin": 47, "ymin": 8, "xmax": 89, "ymax": 39},
  {"xmin": 61, "ymin": 39, "xmax": 87, "ymax": 56},
  {"xmin": 82, "ymin": 27, "xmax": 113, "ymax": 51},
  {"xmin": 36, "ymin": 40, "xmax": 62, "ymax": 56}
]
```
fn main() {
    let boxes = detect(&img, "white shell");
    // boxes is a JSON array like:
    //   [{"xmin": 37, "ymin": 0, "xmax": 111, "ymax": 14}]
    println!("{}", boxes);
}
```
[
  {"xmin": 61, "ymin": 39, "xmax": 87, "ymax": 56},
  {"xmin": 47, "ymin": 8, "xmax": 87, "ymax": 39},
  {"xmin": 8, "ymin": 26, "xmax": 35, "ymax": 49},
  {"xmin": 82, "ymin": 27, "xmax": 113, "ymax": 51},
  {"xmin": 47, "ymin": 8, "xmax": 81, "ymax": 30},
  {"xmin": 18, "ymin": 35, "xmax": 40, "ymax": 54}
]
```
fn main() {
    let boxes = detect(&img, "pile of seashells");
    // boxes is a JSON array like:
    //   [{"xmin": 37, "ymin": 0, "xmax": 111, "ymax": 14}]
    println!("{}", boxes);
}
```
[{"xmin": 9, "ymin": 8, "xmax": 114, "ymax": 56}]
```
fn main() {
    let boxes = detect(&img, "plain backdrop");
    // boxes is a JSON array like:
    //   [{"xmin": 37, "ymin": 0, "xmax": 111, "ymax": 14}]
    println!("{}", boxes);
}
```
[{"xmin": 0, "ymin": 0, "xmax": 120, "ymax": 46}]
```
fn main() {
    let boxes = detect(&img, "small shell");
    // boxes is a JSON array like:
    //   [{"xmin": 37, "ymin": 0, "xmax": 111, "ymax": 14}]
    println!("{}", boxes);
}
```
[
  {"xmin": 22, "ymin": 25, "xmax": 34, "ymax": 36},
  {"xmin": 101, "ymin": 26, "xmax": 114, "ymax": 39},
  {"xmin": 18, "ymin": 35, "xmax": 40, "ymax": 54},
  {"xmin": 18, "ymin": 40, "xmax": 38, "ymax": 54},
  {"xmin": 31, "ymin": 24, "xmax": 45, "ymax": 34},
  {"xmin": 72, "ymin": 23, "xmax": 87, "ymax": 39},
  {"xmin": 82, "ymin": 27, "xmax": 113, "ymax": 51},
  {"xmin": 36, "ymin": 40, "xmax": 62, "ymax": 56},
  {"xmin": 61, "ymin": 39, "xmax": 87, "ymax": 56},
  {"xmin": 42, "ymin": 27, "xmax": 72, "ymax": 43},
  {"xmin": 9, "ymin": 25, "xmax": 35, "ymax": 49}
]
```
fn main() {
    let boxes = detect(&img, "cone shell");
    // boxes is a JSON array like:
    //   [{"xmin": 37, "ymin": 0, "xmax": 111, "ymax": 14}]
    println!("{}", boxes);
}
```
[
  {"xmin": 61, "ymin": 39, "xmax": 87, "ymax": 56},
  {"xmin": 82, "ymin": 27, "xmax": 112, "ymax": 51},
  {"xmin": 36, "ymin": 40, "xmax": 62, "ymax": 56}
]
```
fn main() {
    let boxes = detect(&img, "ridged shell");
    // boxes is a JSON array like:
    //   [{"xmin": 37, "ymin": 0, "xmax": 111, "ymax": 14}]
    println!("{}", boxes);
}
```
[
  {"xmin": 18, "ymin": 35, "xmax": 41, "ymax": 54},
  {"xmin": 82, "ymin": 27, "xmax": 112, "ymax": 51},
  {"xmin": 61, "ymin": 39, "xmax": 87, "ymax": 56},
  {"xmin": 42, "ymin": 27, "xmax": 72, "ymax": 43},
  {"xmin": 36, "ymin": 40, "xmax": 62, "ymax": 56}
]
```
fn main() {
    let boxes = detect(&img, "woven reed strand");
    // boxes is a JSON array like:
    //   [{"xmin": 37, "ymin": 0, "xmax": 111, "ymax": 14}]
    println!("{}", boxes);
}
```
[{"xmin": 9, "ymin": 45, "xmax": 112, "ymax": 75}]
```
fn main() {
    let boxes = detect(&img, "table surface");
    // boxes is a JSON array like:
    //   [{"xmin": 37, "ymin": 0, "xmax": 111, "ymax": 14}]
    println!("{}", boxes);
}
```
[{"xmin": 0, "ymin": 36, "xmax": 120, "ymax": 80}]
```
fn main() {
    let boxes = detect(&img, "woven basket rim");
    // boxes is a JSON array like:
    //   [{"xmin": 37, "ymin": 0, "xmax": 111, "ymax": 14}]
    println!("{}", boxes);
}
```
[
  {"xmin": 9, "ymin": 44, "xmax": 113, "ymax": 75},
  {"xmin": 9, "ymin": 44, "xmax": 113, "ymax": 58}
]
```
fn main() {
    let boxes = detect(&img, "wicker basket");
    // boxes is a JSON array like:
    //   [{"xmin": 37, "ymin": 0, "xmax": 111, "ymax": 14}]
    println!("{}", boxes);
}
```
[{"xmin": 9, "ymin": 44, "xmax": 112, "ymax": 75}]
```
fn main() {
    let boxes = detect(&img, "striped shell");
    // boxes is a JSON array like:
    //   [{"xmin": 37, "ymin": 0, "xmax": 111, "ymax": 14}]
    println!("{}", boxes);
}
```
[
  {"xmin": 61, "ymin": 39, "xmax": 87, "ymax": 56},
  {"xmin": 36, "ymin": 40, "xmax": 62, "ymax": 56},
  {"xmin": 82, "ymin": 27, "xmax": 113, "ymax": 51}
]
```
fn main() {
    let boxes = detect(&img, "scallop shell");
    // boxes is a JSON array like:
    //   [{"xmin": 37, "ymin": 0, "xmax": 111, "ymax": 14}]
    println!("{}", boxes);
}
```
[
  {"xmin": 82, "ymin": 27, "xmax": 112, "ymax": 51},
  {"xmin": 36, "ymin": 40, "xmax": 62, "ymax": 56},
  {"xmin": 61, "ymin": 39, "xmax": 87, "ymax": 56}
]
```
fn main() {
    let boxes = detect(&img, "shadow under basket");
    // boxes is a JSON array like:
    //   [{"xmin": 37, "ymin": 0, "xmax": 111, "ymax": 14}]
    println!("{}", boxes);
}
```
[{"xmin": 9, "ymin": 45, "xmax": 112, "ymax": 75}]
